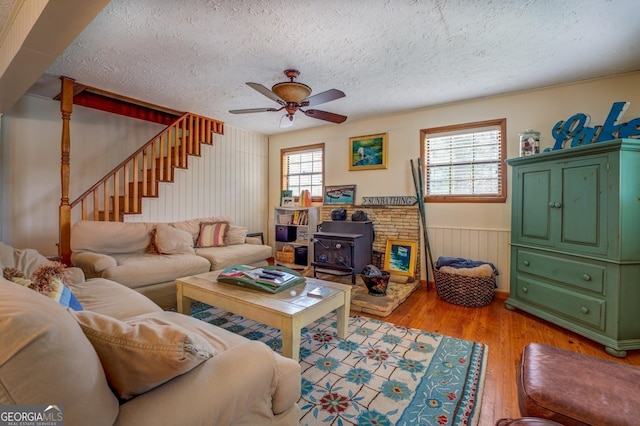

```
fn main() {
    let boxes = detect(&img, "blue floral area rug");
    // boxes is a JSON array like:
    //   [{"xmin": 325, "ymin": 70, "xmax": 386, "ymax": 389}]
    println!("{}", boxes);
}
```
[{"xmin": 190, "ymin": 302, "xmax": 488, "ymax": 426}]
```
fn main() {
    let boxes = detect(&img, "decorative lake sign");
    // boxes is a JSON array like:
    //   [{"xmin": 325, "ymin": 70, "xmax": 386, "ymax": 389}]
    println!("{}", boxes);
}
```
[
  {"xmin": 550, "ymin": 101, "xmax": 640, "ymax": 151},
  {"xmin": 361, "ymin": 196, "xmax": 418, "ymax": 206}
]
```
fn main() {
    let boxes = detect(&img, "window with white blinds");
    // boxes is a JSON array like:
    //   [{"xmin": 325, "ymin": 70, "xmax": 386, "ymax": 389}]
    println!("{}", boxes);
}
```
[
  {"xmin": 281, "ymin": 143, "xmax": 324, "ymax": 199},
  {"xmin": 421, "ymin": 118, "xmax": 506, "ymax": 203}
]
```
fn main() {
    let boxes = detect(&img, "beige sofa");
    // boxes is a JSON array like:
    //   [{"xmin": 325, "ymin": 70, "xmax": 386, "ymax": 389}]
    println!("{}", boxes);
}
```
[
  {"xmin": 0, "ymin": 242, "xmax": 301, "ymax": 425},
  {"xmin": 70, "ymin": 217, "xmax": 272, "ymax": 308}
]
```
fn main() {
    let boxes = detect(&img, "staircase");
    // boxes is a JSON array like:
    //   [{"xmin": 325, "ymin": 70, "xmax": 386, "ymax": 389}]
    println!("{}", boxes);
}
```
[
  {"xmin": 55, "ymin": 77, "xmax": 226, "ymax": 264},
  {"xmin": 70, "ymin": 112, "xmax": 224, "ymax": 221}
]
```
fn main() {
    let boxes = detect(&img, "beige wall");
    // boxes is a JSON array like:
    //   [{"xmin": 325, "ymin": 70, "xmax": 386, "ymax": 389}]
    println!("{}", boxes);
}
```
[{"xmin": 268, "ymin": 72, "xmax": 640, "ymax": 287}]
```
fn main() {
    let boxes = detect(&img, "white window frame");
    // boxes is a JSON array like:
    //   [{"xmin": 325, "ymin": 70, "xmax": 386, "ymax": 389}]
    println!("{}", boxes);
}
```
[
  {"xmin": 281, "ymin": 143, "xmax": 325, "ymax": 202},
  {"xmin": 421, "ymin": 118, "xmax": 507, "ymax": 203}
]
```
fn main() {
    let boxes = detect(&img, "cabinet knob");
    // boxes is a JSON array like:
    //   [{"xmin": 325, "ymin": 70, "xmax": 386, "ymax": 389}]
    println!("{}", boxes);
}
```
[
  {"xmin": 548, "ymin": 202, "xmax": 562, "ymax": 208},
  {"xmin": 522, "ymin": 287, "xmax": 528, "ymax": 293},
  {"xmin": 523, "ymin": 260, "xmax": 530, "ymax": 266},
  {"xmin": 548, "ymin": 202, "xmax": 554, "ymax": 208},
  {"xmin": 583, "ymin": 274, "xmax": 591, "ymax": 281},
  {"xmin": 581, "ymin": 307, "xmax": 589, "ymax": 314}
]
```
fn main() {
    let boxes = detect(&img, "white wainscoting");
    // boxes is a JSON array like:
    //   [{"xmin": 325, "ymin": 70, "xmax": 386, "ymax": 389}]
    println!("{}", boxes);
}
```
[
  {"xmin": 129, "ymin": 126, "xmax": 269, "ymax": 234},
  {"xmin": 426, "ymin": 226, "xmax": 511, "ymax": 292}
]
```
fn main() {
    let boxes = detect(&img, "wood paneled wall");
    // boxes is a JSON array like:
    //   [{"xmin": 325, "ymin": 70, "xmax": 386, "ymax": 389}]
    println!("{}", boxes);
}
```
[
  {"xmin": 126, "ymin": 126, "xmax": 269, "ymax": 234},
  {"xmin": 314, "ymin": 206, "xmax": 509, "ymax": 289},
  {"xmin": 428, "ymin": 226, "xmax": 510, "ymax": 292}
]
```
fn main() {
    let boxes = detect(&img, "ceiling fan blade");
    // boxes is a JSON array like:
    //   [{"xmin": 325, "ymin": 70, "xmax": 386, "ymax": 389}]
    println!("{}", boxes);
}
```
[
  {"xmin": 229, "ymin": 107, "xmax": 279, "ymax": 114},
  {"xmin": 303, "ymin": 109, "xmax": 347, "ymax": 124},
  {"xmin": 280, "ymin": 114, "xmax": 295, "ymax": 128},
  {"xmin": 303, "ymin": 89, "xmax": 346, "ymax": 107},
  {"xmin": 246, "ymin": 82, "xmax": 286, "ymax": 105}
]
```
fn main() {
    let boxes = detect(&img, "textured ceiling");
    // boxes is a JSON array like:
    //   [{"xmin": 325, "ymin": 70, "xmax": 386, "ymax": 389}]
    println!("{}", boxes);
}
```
[{"xmin": 17, "ymin": 0, "xmax": 640, "ymax": 135}]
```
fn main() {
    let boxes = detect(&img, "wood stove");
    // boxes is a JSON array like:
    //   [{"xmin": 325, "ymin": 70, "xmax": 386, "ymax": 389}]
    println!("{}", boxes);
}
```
[{"xmin": 312, "ymin": 221, "xmax": 374, "ymax": 284}]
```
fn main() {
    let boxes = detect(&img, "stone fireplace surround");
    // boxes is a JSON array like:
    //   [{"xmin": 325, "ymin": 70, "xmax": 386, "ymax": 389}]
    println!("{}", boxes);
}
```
[
  {"xmin": 318, "ymin": 205, "xmax": 421, "ymax": 281},
  {"xmin": 315, "ymin": 205, "xmax": 422, "ymax": 317}
]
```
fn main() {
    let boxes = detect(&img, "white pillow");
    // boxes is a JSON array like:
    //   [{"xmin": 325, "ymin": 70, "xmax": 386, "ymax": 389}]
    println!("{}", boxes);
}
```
[
  {"xmin": 227, "ymin": 225, "xmax": 248, "ymax": 245},
  {"xmin": 70, "ymin": 310, "xmax": 215, "ymax": 400},
  {"xmin": 155, "ymin": 223, "xmax": 196, "ymax": 254}
]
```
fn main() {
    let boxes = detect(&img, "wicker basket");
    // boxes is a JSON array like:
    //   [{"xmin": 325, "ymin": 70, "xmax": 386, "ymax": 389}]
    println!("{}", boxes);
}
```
[
  {"xmin": 433, "ymin": 268, "xmax": 495, "ymax": 307},
  {"xmin": 275, "ymin": 244, "xmax": 295, "ymax": 263}
]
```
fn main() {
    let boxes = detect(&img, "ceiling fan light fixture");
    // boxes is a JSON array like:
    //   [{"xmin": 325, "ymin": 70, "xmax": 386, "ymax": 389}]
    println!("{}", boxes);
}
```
[
  {"xmin": 272, "ymin": 81, "xmax": 311, "ymax": 103},
  {"xmin": 280, "ymin": 113, "xmax": 295, "ymax": 128},
  {"xmin": 230, "ymin": 69, "xmax": 347, "ymax": 126}
]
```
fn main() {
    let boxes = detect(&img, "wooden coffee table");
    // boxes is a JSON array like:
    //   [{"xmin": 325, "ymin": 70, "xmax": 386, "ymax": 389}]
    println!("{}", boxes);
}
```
[{"xmin": 176, "ymin": 271, "xmax": 351, "ymax": 360}]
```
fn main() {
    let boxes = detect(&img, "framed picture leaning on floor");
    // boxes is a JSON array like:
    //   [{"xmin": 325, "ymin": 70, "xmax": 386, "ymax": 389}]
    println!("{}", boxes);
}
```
[{"xmin": 383, "ymin": 239, "xmax": 417, "ymax": 277}]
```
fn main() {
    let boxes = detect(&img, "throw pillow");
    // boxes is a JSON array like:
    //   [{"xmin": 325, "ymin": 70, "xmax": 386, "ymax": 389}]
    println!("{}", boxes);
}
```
[
  {"xmin": 49, "ymin": 277, "xmax": 83, "ymax": 311},
  {"xmin": 70, "ymin": 310, "xmax": 215, "ymax": 400},
  {"xmin": 3, "ymin": 264, "xmax": 83, "ymax": 310},
  {"xmin": 31, "ymin": 261, "xmax": 69, "ymax": 294},
  {"xmin": 3, "ymin": 267, "xmax": 30, "ymax": 286},
  {"xmin": 155, "ymin": 223, "xmax": 196, "ymax": 254},
  {"xmin": 171, "ymin": 216, "xmax": 233, "ymax": 240},
  {"xmin": 146, "ymin": 227, "xmax": 160, "ymax": 254},
  {"xmin": 227, "ymin": 225, "xmax": 248, "ymax": 245},
  {"xmin": 196, "ymin": 221, "xmax": 229, "ymax": 248}
]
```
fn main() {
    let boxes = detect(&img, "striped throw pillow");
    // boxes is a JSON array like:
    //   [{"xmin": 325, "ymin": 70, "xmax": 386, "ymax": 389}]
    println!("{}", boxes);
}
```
[{"xmin": 196, "ymin": 221, "xmax": 229, "ymax": 248}]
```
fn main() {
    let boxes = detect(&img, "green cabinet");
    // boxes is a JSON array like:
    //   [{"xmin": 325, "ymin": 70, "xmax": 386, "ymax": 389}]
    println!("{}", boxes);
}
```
[
  {"xmin": 512, "ymin": 155, "xmax": 609, "ymax": 256},
  {"xmin": 506, "ymin": 139, "xmax": 640, "ymax": 357}
]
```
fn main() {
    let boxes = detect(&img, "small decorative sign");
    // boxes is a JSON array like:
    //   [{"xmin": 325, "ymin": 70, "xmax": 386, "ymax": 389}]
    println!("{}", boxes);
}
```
[
  {"xmin": 361, "ymin": 196, "xmax": 418, "ymax": 206},
  {"xmin": 550, "ymin": 101, "xmax": 640, "ymax": 151}
]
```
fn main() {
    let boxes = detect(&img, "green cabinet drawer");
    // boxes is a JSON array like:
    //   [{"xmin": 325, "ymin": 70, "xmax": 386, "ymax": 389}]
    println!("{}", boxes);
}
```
[
  {"xmin": 515, "ymin": 249, "xmax": 605, "ymax": 293},
  {"xmin": 515, "ymin": 276, "xmax": 605, "ymax": 330}
]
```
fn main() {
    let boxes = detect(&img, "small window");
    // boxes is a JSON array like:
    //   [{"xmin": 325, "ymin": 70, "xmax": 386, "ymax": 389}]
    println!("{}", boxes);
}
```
[
  {"xmin": 281, "ymin": 143, "xmax": 324, "ymax": 201},
  {"xmin": 421, "ymin": 118, "xmax": 506, "ymax": 203}
]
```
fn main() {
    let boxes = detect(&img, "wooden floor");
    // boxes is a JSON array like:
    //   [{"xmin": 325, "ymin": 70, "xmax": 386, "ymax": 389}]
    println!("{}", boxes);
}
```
[{"xmin": 356, "ymin": 282, "xmax": 640, "ymax": 425}]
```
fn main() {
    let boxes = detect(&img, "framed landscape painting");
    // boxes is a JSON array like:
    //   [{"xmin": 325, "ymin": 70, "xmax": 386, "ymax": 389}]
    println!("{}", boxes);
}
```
[
  {"xmin": 349, "ymin": 133, "xmax": 388, "ymax": 171},
  {"xmin": 383, "ymin": 239, "xmax": 417, "ymax": 277}
]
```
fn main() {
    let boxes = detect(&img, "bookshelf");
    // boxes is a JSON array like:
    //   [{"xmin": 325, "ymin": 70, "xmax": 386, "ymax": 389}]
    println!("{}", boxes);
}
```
[{"xmin": 274, "ymin": 206, "xmax": 318, "ymax": 270}]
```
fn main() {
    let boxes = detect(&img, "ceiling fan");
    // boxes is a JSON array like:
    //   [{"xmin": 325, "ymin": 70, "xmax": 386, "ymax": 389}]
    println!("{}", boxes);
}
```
[{"xmin": 229, "ymin": 69, "xmax": 347, "ymax": 128}]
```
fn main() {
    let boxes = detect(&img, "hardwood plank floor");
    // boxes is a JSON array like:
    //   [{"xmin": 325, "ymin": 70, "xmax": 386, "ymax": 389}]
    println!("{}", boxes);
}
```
[{"xmin": 356, "ymin": 282, "xmax": 640, "ymax": 425}]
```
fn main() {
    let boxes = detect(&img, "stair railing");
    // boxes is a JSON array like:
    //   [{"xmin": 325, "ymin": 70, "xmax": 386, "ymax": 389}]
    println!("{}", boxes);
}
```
[{"xmin": 59, "ymin": 112, "xmax": 223, "ymax": 262}]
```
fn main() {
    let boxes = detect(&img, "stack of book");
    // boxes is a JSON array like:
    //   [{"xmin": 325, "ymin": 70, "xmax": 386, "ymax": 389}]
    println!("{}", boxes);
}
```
[
  {"xmin": 292, "ymin": 210, "xmax": 308, "ymax": 225},
  {"xmin": 240, "ymin": 267, "xmax": 300, "ymax": 288}
]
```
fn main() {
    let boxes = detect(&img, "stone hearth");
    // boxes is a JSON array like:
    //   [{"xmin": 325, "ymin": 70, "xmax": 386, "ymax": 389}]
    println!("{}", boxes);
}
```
[
  {"xmin": 312, "ymin": 205, "xmax": 423, "ymax": 316},
  {"xmin": 305, "ymin": 269, "xmax": 421, "ymax": 317}
]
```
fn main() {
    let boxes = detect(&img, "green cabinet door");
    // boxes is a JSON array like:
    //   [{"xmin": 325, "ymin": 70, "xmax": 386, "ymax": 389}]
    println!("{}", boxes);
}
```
[
  {"xmin": 556, "ymin": 155, "xmax": 608, "ymax": 256},
  {"xmin": 511, "ymin": 155, "xmax": 608, "ymax": 256},
  {"xmin": 515, "ymin": 166, "xmax": 554, "ymax": 247}
]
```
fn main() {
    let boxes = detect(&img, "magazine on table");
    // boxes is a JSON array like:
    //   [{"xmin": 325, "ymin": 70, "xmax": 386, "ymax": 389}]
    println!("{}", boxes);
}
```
[{"xmin": 218, "ymin": 265, "xmax": 305, "ymax": 292}]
